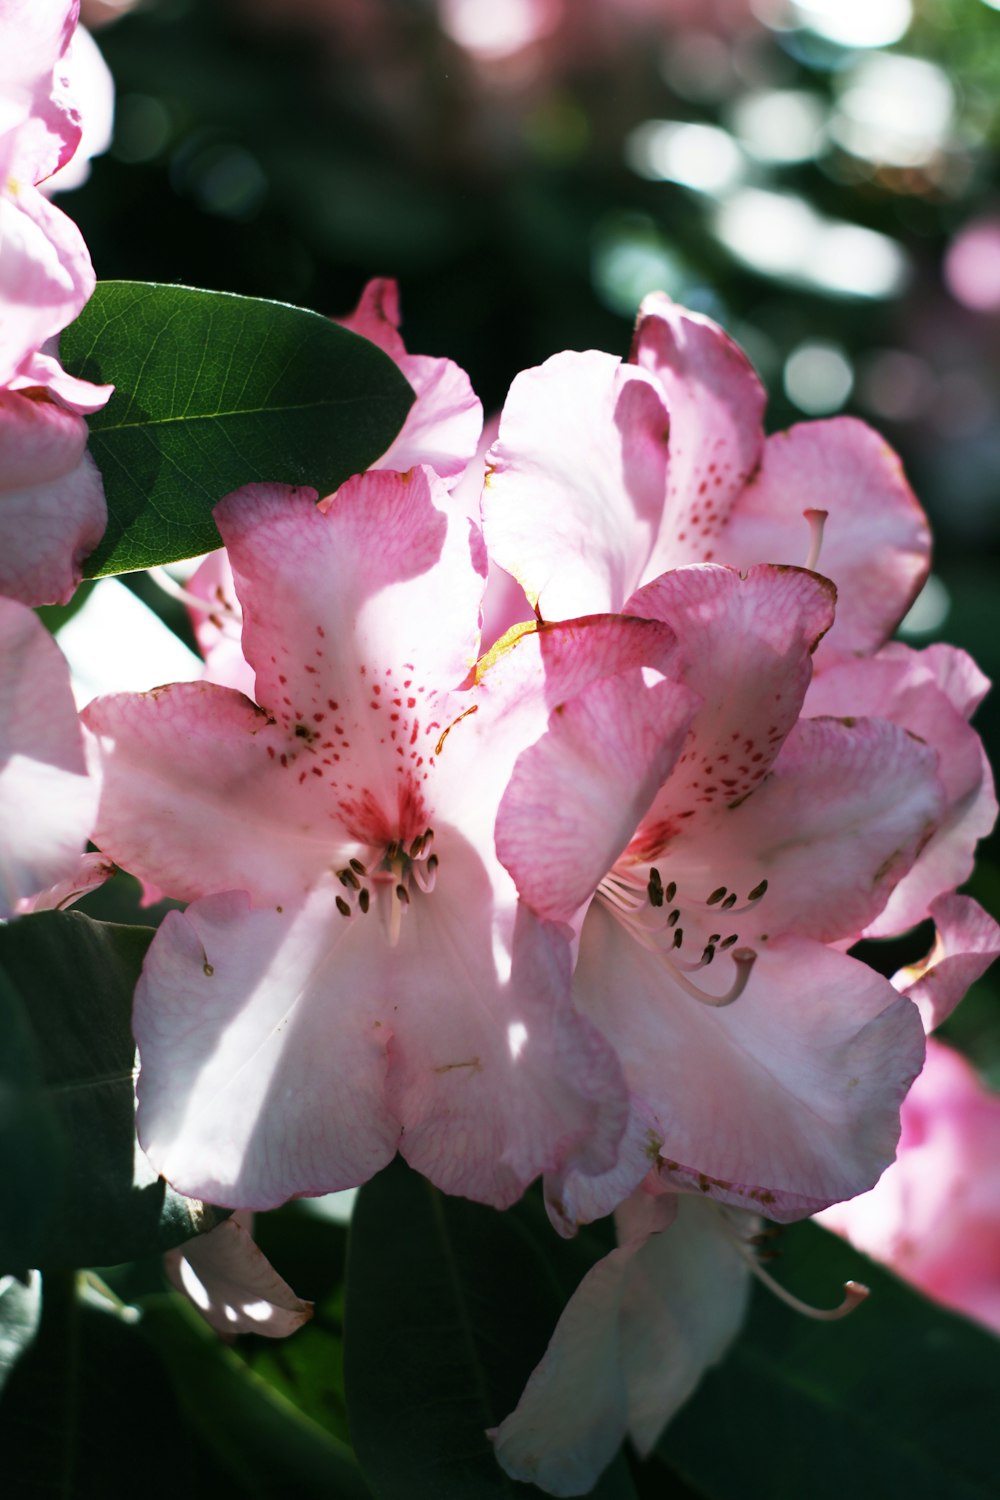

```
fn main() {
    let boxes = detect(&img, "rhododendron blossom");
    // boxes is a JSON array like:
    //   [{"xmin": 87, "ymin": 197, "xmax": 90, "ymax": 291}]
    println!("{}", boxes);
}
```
[
  {"xmin": 0, "ymin": 0, "xmax": 111, "ymax": 606},
  {"xmin": 84, "ymin": 465, "xmax": 703, "ymax": 1210}
]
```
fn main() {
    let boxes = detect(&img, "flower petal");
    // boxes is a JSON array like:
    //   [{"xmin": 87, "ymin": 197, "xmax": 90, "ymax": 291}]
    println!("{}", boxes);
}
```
[
  {"xmin": 165, "ymin": 1212, "xmax": 313, "ymax": 1339},
  {"xmin": 492, "ymin": 1190, "xmax": 750, "ymax": 1496},
  {"xmin": 574, "ymin": 912, "xmax": 925, "ymax": 1217},
  {"xmin": 388, "ymin": 874, "xmax": 629, "ymax": 1208},
  {"xmin": 0, "ymin": 597, "xmax": 95, "ymax": 916},
  {"xmin": 630, "ymin": 292, "xmax": 766, "ymax": 572},
  {"xmin": 483, "ymin": 350, "xmax": 671, "ymax": 616},
  {"xmin": 216, "ymin": 471, "xmax": 486, "ymax": 846},
  {"xmin": 135, "ymin": 889, "xmax": 399, "ymax": 1208},
  {"xmin": 84, "ymin": 682, "xmax": 343, "ymax": 904},
  {"xmin": 662, "ymin": 713, "xmax": 946, "ymax": 944},
  {"xmin": 338, "ymin": 277, "xmax": 483, "ymax": 483},
  {"xmin": 893, "ymin": 893, "xmax": 1000, "ymax": 1032},
  {"xmin": 624, "ymin": 564, "xmax": 835, "ymax": 852},
  {"xmin": 721, "ymin": 419, "xmax": 930, "ymax": 662},
  {"xmin": 806, "ymin": 645, "xmax": 997, "ymax": 936},
  {"xmin": 496, "ymin": 669, "xmax": 699, "ymax": 924},
  {"xmin": 0, "ymin": 391, "xmax": 106, "ymax": 606}
]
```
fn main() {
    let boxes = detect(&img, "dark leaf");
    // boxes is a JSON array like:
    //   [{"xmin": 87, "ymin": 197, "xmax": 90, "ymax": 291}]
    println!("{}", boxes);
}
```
[
  {"xmin": 60, "ymin": 281, "xmax": 414, "ymax": 576},
  {"xmin": 659, "ymin": 1221, "xmax": 1000, "ymax": 1500},
  {"xmin": 0, "ymin": 912, "xmax": 228, "ymax": 1271}
]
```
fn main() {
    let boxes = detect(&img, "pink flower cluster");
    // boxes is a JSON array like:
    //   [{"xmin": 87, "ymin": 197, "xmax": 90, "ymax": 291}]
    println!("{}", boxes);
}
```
[
  {"xmin": 2, "ymin": 8, "xmax": 998, "ymax": 1489},
  {"xmin": 79, "ymin": 282, "xmax": 998, "ymax": 1491}
]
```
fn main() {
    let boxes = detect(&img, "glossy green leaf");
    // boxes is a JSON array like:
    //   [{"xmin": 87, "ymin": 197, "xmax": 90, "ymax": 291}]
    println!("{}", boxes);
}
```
[
  {"xmin": 0, "ymin": 912, "xmax": 228, "ymax": 1272},
  {"xmin": 658, "ymin": 1221, "xmax": 1000, "ymax": 1500},
  {"xmin": 140, "ymin": 1294, "xmax": 371, "ymax": 1499},
  {"xmin": 343, "ymin": 1157, "xmax": 638, "ymax": 1500},
  {"xmin": 60, "ymin": 281, "xmax": 415, "ymax": 577}
]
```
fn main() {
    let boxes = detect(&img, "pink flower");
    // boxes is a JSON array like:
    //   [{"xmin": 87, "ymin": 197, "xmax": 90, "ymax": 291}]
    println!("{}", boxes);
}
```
[
  {"xmin": 0, "ymin": 596, "xmax": 97, "ymax": 917},
  {"xmin": 818, "ymin": 1037, "xmax": 1000, "ymax": 1336},
  {"xmin": 83, "ymin": 467, "xmax": 694, "ymax": 1211},
  {"xmin": 495, "ymin": 559, "xmax": 933, "ymax": 1232},
  {"xmin": 0, "ymin": 0, "xmax": 111, "ymax": 605}
]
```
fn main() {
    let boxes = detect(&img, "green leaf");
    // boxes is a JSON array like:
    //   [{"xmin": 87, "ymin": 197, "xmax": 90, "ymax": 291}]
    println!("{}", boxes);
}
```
[
  {"xmin": 343, "ymin": 1157, "xmax": 638, "ymax": 1499},
  {"xmin": 0, "ymin": 911, "xmax": 228, "ymax": 1272},
  {"xmin": 140, "ymin": 1294, "xmax": 371, "ymax": 1499},
  {"xmin": 658, "ymin": 1221, "xmax": 1000, "ymax": 1500},
  {"xmin": 0, "ymin": 1273, "xmax": 219, "ymax": 1499},
  {"xmin": 60, "ymin": 281, "xmax": 415, "ymax": 577},
  {"xmin": 0, "ymin": 1272, "xmax": 42, "ymax": 1396}
]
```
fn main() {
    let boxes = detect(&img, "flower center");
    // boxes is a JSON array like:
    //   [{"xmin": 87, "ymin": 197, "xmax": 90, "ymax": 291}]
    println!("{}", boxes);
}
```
[
  {"xmin": 333, "ymin": 826, "xmax": 438, "ymax": 944},
  {"xmin": 596, "ymin": 862, "xmax": 763, "ymax": 1007}
]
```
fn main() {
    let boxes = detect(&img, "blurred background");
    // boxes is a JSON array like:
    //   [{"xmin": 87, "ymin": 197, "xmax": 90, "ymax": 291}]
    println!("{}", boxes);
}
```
[{"xmin": 68, "ymin": 0, "xmax": 1000, "ymax": 1063}]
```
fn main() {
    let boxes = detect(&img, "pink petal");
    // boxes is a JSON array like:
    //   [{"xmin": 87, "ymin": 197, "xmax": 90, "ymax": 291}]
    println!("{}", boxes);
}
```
[
  {"xmin": 483, "ymin": 350, "xmax": 671, "ymax": 616},
  {"xmin": 16, "ymin": 848, "xmax": 114, "ymax": 913},
  {"xmin": 496, "ymin": 667, "xmax": 699, "ymax": 924},
  {"xmin": 84, "ymin": 682, "xmax": 349, "ymax": 904},
  {"xmin": 0, "ymin": 597, "xmax": 95, "ymax": 916},
  {"xmin": 0, "ymin": 179, "xmax": 98, "ymax": 391},
  {"xmin": 806, "ymin": 645, "xmax": 997, "ymax": 935},
  {"xmin": 0, "ymin": 0, "xmax": 82, "ymax": 184},
  {"xmin": 0, "ymin": 391, "xmax": 106, "ymax": 605},
  {"xmin": 135, "ymin": 889, "xmax": 399, "ymax": 1208},
  {"xmin": 492, "ymin": 1191, "xmax": 750, "ymax": 1496},
  {"xmin": 721, "ymin": 419, "xmax": 930, "ymax": 663},
  {"xmin": 217, "ymin": 472, "xmax": 486, "ymax": 826},
  {"xmin": 389, "ymin": 883, "xmax": 629, "ymax": 1209},
  {"xmin": 662, "ymin": 713, "xmax": 946, "ymax": 944},
  {"xmin": 893, "ymin": 894, "xmax": 1000, "ymax": 1032},
  {"xmin": 573, "ymin": 913, "xmax": 925, "ymax": 1218},
  {"xmin": 817, "ymin": 1038, "xmax": 1000, "ymax": 1336},
  {"xmin": 338, "ymin": 278, "xmax": 483, "ymax": 483},
  {"xmin": 624, "ymin": 564, "xmax": 835, "ymax": 853},
  {"xmin": 186, "ymin": 548, "xmax": 256, "ymax": 696},
  {"xmin": 165, "ymin": 1212, "xmax": 313, "ymax": 1339},
  {"xmin": 41, "ymin": 26, "xmax": 114, "ymax": 195},
  {"xmin": 629, "ymin": 292, "xmax": 766, "ymax": 573}
]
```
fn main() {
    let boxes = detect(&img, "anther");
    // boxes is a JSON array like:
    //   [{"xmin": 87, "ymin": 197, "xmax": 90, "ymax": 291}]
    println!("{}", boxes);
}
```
[
  {"xmin": 747, "ymin": 879, "xmax": 768, "ymax": 902},
  {"xmin": 664, "ymin": 881, "xmax": 677, "ymax": 904},
  {"xmin": 349, "ymin": 857, "xmax": 367, "ymax": 876},
  {"xmin": 672, "ymin": 928, "xmax": 684, "ymax": 949},
  {"xmin": 336, "ymin": 895, "xmax": 351, "ymax": 917},
  {"xmin": 427, "ymin": 854, "xmax": 439, "ymax": 872},
  {"xmin": 647, "ymin": 869, "xmax": 664, "ymax": 908},
  {"xmin": 396, "ymin": 884, "xmax": 410, "ymax": 905},
  {"xmin": 667, "ymin": 909, "xmax": 680, "ymax": 927},
  {"xmin": 719, "ymin": 934, "xmax": 739, "ymax": 950},
  {"xmin": 359, "ymin": 888, "xmax": 370, "ymax": 914},
  {"xmin": 339, "ymin": 867, "xmax": 360, "ymax": 890},
  {"xmin": 701, "ymin": 944, "xmax": 716, "ymax": 965},
  {"xmin": 721, "ymin": 892, "xmax": 737, "ymax": 911},
  {"xmin": 707, "ymin": 886, "xmax": 727, "ymax": 905}
]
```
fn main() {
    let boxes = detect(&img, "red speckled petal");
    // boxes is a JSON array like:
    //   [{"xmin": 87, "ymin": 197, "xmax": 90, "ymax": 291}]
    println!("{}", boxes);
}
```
[
  {"xmin": 217, "ymin": 468, "xmax": 486, "ymax": 848},
  {"xmin": 624, "ymin": 564, "xmax": 835, "ymax": 855},
  {"xmin": 630, "ymin": 292, "xmax": 766, "ymax": 572}
]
